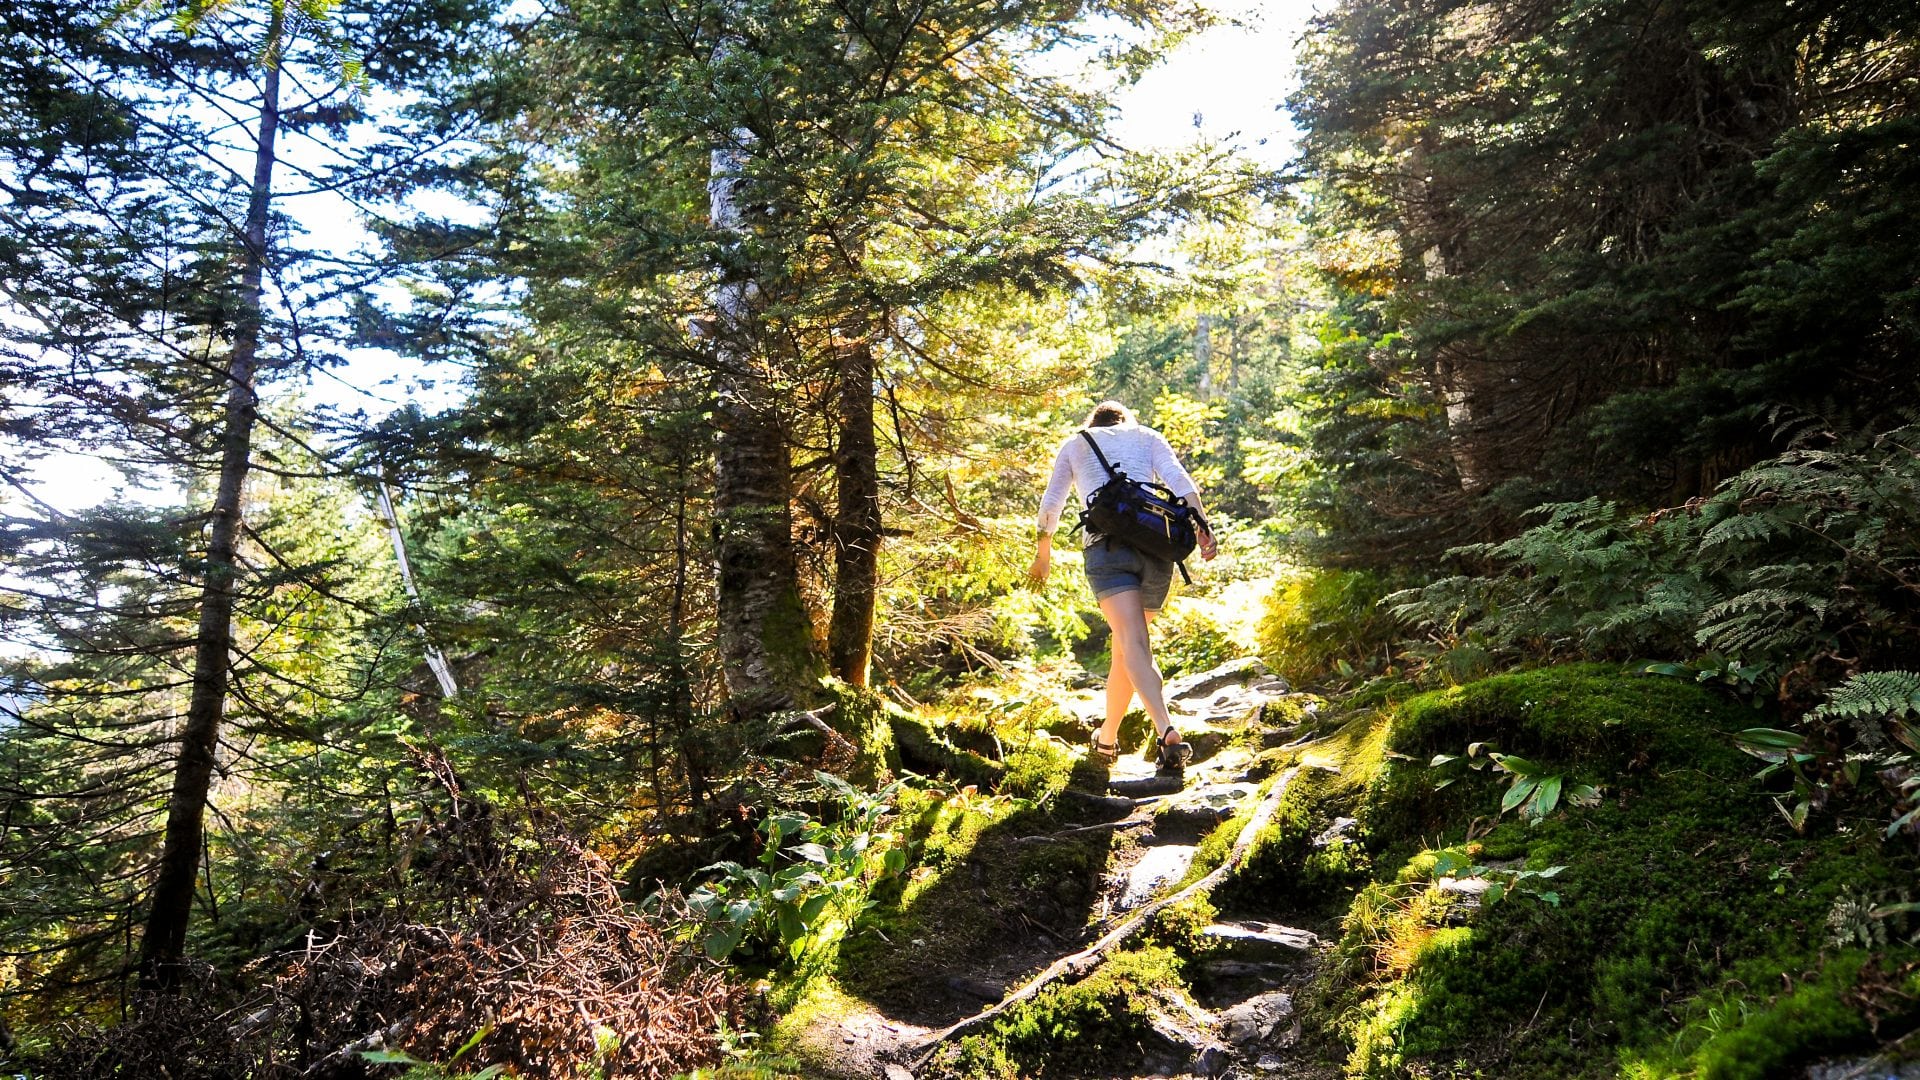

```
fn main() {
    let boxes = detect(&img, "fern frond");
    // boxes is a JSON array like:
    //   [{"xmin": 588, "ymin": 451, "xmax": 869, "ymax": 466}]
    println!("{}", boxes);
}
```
[
  {"xmin": 1699, "ymin": 514, "xmax": 1779, "ymax": 551},
  {"xmin": 1702, "ymin": 588, "xmax": 1829, "ymax": 621},
  {"xmin": 1811, "ymin": 671, "xmax": 1920, "ymax": 721}
]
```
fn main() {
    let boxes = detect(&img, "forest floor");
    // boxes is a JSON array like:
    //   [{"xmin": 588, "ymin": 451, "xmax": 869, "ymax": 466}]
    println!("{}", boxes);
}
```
[
  {"xmin": 762, "ymin": 659, "xmax": 1920, "ymax": 1080},
  {"xmin": 780, "ymin": 657, "xmax": 1350, "ymax": 1079}
]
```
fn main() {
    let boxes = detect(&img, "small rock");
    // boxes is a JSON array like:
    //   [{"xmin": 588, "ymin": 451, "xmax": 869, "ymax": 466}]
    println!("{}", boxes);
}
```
[
  {"xmin": 1434, "ymin": 876, "xmax": 1495, "ymax": 897},
  {"xmin": 1192, "ymin": 1045, "xmax": 1235, "ymax": 1077},
  {"xmin": 883, "ymin": 1066, "xmax": 915, "ymax": 1080},
  {"xmin": 1312, "ymin": 816, "xmax": 1358, "ymax": 848},
  {"xmin": 1805, "ymin": 1058, "xmax": 1920, "ymax": 1080},
  {"xmin": 945, "ymin": 975, "xmax": 1006, "ymax": 1001},
  {"xmin": 1120, "ymin": 845, "xmax": 1198, "ymax": 908}
]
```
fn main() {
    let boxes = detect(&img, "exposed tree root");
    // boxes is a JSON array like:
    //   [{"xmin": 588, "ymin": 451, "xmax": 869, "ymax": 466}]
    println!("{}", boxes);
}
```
[{"xmin": 909, "ymin": 767, "xmax": 1301, "ymax": 1072}]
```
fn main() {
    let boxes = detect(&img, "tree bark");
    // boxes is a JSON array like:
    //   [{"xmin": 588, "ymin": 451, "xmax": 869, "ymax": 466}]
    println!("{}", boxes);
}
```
[
  {"xmin": 139, "ymin": 15, "xmax": 281, "ymax": 989},
  {"xmin": 828, "ymin": 338, "xmax": 881, "ymax": 687},
  {"xmin": 706, "ymin": 34, "xmax": 820, "ymax": 719}
]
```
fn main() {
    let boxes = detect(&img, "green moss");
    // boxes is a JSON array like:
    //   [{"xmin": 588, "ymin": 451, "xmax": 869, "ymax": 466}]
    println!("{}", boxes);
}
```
[
  {"xmin": 1301, "ymin": 664, "xmax": 1920, "ymax": 1078},
  {"xmin": 1196, "ymin": 710, "xmax": 1391, "ymax": 910},
  {"xmin": 1620, "ymin": 954, "xmax": 1874, "ymax": 1080},
  {"xmin": 935, "ymin": 947, "xmax": 1190, "ymax": 1079},
  {"xmin": 1143, "ymin": 892, "xmax": 1218, "ymax": 954},
  {"xmin": 1000, "ymin": 740, "xmax": 1073, "ymax": 803},
  {"xmin": 821, "ymin": 678, "xmax": 899, "ymax": 788},
  {"xmin": 890, "ymin": 714, "xmax": 1003, "ymax": 790},
  {"xmin": 1366, "ymin": 663, "xmax": 1757, "ymax": 852}
]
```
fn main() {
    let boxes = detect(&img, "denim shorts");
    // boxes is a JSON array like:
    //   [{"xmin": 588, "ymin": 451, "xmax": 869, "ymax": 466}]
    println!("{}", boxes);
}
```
[{"xmin": 1081, "ymin": 540, "xmax": 1175, "ymax": 611}]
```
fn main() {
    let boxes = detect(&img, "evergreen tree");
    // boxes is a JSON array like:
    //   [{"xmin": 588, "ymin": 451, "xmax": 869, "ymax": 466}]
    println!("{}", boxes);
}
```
[
  {"xmin": 0, "ymin": 0, "xmax": 493, "ymax": 997},
  {"xmin": 1290, "ymin": 0, "xmax": 1920, "ymax": 562}
]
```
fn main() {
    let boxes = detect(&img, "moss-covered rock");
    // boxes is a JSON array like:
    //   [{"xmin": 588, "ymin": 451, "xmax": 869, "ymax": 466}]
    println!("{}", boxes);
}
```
[
  {"xmin": 930, "ymin": 946, "xmax": 1193, "ymax": 1079},
  {"xmin": 890, "ymin": 713, "xmax": 1004, "ymax": 791},
  {"xmin": 1364, "ymin": 662, "xmax": 1759, "ymax": 850},
  {"xmin": 1302, "ymin": 664, "xmax": 1920, "ymax": 1078}
]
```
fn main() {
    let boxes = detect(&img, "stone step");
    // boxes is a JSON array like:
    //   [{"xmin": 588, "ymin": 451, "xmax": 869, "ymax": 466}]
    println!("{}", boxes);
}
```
[
  {"xmin": 1218, "ymin": 989, "xmax": 1295, "ymax": 1049},
  {"xmin": 1119, "ymin": 844, "xmax": 1197, "ymax": 909},
  {"xmin": 1107, "ymin": 773, "xmax": 1187, "ymax": 798},
  {"xmin": 1198, "ymin": 921, "xmax": 1318, "ymax": 962},
  {"xmin": 1163, "ymin": 657, "xmax": 1278, "ymax": 702},
  {"xmin": 1151, "ymin": 781, "xmax": 1260, "ymax": 838}
]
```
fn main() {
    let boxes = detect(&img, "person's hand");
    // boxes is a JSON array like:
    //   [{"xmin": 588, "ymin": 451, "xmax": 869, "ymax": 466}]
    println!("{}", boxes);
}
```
[
  {"xmin": 1198, "ymin": 528, "xmax": 1219, "ymax": 562},
  {"xmin": 1028, "ymin": 547, "xmax": 1051, "ymax": 586}
]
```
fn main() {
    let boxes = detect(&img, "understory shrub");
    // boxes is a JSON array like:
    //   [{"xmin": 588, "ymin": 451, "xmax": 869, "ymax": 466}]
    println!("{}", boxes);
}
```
[
  {"xmin": 1257, "ymin": 567, "xmax": 1402, "ymax": 685},
  {"xmin": 1390, "ymin": 422, "xmax": 1920, "ymax": 835}
]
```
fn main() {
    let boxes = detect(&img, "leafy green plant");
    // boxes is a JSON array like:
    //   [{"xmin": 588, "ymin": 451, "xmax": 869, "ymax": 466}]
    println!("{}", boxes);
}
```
[
  {"xmin": 1393, "ymin": 423, "xmax": 1920, "ymax": 834},
  {"xmin": 1258, "ymin": 567, "xmax": 1402, "ymax": 685},
  {"xmin": 684, "ymin": 773, "xmax": 907, "ymax": 963},
  {"xmin": 1731, "ymin": 727, "xmax": 1823, "ymax": 833},
  {"xmin": 1428, "ymin": 742, "xmax": 1601, "ymax": 824},
  {"xmin": 361, "ymin": 1028, "xmax": 505, "ymax": 1078},
  {"xmin": 1428, "ymin": 850, "xmax": 1569, "ymax": 907}
]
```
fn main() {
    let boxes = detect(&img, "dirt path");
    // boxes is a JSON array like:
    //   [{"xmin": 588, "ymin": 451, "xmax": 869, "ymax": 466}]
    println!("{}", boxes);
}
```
[{"xmin": 801, "ymin": 658, "xmax": 1335, "ymax": 1079}]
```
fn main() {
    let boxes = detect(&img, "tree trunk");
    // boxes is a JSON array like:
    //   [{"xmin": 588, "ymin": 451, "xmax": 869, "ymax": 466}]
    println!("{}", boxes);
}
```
[
  {"xmin": 828, "ymin": 339, "xmax": 881, "ymax": 687},
  {"xmin": 139, "ymin": 20, "xmax": 280, "ymax": 989},
  {"xmin": 706, "ymin": 38, "xmax": 820, "ymax": 719}
]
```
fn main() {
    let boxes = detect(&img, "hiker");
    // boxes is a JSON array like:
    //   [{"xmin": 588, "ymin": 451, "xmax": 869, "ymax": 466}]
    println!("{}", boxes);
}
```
[{"xmin": 1028, "ymin": 400, "xmax": 1217, "ymax": 771}]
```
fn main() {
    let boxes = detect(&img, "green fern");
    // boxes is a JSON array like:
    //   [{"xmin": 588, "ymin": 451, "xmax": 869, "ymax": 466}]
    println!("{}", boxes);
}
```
[
  {"xmin": 1810, "ymin": 671, "xmax": 1920, "ymax": 722},
  {"xmin": 1699, "ymin": 514, "xmax": 1779, "ymax": 551}
]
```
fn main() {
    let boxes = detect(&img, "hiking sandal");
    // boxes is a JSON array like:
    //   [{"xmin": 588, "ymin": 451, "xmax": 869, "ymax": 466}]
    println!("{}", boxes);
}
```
[
  {"xmin": 1089, "ymin": 731, "xmax": 1119, "ymax": 764},
  {"xmin": 1157, "ymin": 728, "xmax": 1193, "ymax": 773}
]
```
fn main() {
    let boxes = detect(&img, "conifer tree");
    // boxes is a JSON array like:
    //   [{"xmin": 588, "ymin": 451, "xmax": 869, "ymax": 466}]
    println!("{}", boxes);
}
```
[{"xmin": 0, "ymin": 0, "xmax": 492, "ymax": 994}]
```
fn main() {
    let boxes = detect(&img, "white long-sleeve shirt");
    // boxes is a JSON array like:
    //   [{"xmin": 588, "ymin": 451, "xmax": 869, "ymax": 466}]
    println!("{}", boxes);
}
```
[{"xmin": 1037, "ymin": 424, "xmax": 1200, "ymax": 543}]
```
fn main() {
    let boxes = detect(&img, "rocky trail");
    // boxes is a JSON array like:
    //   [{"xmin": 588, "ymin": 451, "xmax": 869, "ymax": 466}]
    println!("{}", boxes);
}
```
[{"xmin": 798, "ymin": 658, "xmax": 1343, "ymax": 1080}]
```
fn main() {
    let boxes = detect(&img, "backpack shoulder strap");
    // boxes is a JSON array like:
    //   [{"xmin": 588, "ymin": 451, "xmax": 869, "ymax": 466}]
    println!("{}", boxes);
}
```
[{"xmin": 1077, "ymin": 429, "xmax": 1121, "ymax": 479}]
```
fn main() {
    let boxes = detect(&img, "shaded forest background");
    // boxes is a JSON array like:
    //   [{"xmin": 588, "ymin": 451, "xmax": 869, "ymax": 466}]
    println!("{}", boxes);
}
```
[{"xmin": 1, "ymin": 0, "xmax": 1917, "ymax": 1074}]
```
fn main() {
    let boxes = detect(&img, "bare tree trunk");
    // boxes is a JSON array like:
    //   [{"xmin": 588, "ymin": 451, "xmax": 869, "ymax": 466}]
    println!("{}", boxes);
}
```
[
  {"xmin": 706, "ymin": 34, "xmax": 820, "ymax": 719},
  {"xmin": 376, "ymin": 481, "xmax": 457, "ymax": 697},
  {"xmin": 828, "ymin": 338, "xmax": 880, "ymax": 687},
  {"xmin": 140, "ymin": 19, "xmax": 280, "ymax": 989},
  {"xmin": 1436, "ymin": 345, "xmax": 1504, "ymax": 497},
  {"xmin": 668, "ymin": 444, "xmax": 711, "ymax": 809}
]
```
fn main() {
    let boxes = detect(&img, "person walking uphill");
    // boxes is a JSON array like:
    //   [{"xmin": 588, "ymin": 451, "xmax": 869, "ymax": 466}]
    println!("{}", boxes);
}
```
[{"xmin": 1029, "ymin": 400, "xmax": 1217, "ymax": 773}]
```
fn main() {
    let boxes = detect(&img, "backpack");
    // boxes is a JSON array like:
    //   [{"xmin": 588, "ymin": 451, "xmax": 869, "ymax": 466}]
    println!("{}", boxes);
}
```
[{"xmin": 1074, "ymin": 429, "xmax": 1206, "ymax": 583}]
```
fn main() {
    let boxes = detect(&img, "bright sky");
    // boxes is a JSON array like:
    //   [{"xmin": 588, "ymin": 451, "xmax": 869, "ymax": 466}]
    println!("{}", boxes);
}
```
[
  {"xmin": 15, "ymin": 0, "xmax": 1324, "ymax": 515},
  {"xmin": 1106, "ymin": 0, "xmax": 1321, "ymax": 168}
]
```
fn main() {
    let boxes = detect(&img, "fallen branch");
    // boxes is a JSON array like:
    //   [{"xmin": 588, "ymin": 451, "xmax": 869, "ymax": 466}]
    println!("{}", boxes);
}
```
[
  {"xmin": 1012, "ymin": 818, "xmax": 1151, "ymax": 844},
  {"xmin": 910, "ymin": 767, "xmax": 1301, "ymax": 1071}
]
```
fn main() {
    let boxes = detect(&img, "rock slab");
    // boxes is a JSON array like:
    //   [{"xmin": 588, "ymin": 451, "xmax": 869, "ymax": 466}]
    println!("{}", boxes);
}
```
[
  {"xmin": 1200, "ymin": 921, "xmax": 1318, "ymax": 961},
  {"xmin": 1120, "ymin": 844, "xmax": 1197, "ymax": 909},
  {"xmin": 1219, "ymin": 990, "xmax": 1294, "ymax": 1047}
]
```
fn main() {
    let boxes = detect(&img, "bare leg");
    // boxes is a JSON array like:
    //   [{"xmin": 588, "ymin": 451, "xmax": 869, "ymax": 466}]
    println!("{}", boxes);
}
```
[
  {"xmin": 1099, "ymin": 591, "xmax": 1173, "ymax": 746},
  {"xmin": 1099, "ymin": 609, "xmax": 1157, "ymax": 749}
]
